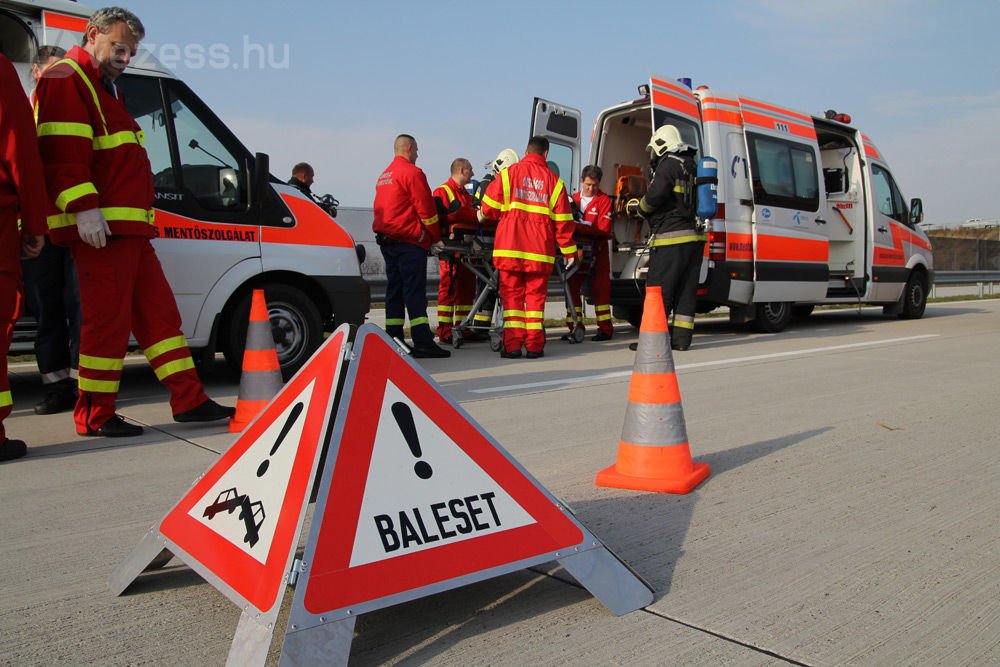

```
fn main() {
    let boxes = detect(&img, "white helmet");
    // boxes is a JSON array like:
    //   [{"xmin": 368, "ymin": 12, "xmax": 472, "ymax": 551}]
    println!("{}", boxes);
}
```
[
  {"xmin": 487, "ymin": 148, "xmax": 519, "ymax": 175},
  {"xmin": 647, "ymin": 125, "xmax": 693, "ymax": 157}
]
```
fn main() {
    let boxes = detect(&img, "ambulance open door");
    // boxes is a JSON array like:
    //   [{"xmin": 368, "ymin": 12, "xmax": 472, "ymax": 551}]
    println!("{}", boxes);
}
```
[{"xmin": 530, "ymin": 98, "xmax": 582, "ymax": 193}]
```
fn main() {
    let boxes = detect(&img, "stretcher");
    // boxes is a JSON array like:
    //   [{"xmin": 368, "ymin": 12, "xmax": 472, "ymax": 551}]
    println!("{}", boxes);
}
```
[{"xmin": 433, "ymin": 222, "xmax": 580, "ymax": 350}]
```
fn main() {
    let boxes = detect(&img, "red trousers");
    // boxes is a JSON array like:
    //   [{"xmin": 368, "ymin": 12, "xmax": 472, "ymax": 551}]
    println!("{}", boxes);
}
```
[
  {"xmin": 0, "ymin": 212, "xmax": 23, "ymax": 441},
  {"xmin": 72, "ymin": 237, "xmax": 206, "ymax": 433},
  {"xmin": 565, "ymin": 240, "xmax": 612, "ymax": 336},
  {"xmin": 498, "ymin": 269, "xmax": 549, "ymax": 353},
  {"xmin": 436, "ymin": 257, "xmax": 476, "ymax": 340}
]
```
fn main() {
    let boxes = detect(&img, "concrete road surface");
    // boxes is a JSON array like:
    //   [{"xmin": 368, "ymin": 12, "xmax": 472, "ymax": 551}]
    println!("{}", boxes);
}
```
[{"xmin": 1, "ymin": 300, "xmax": 998, "ymax": 666}]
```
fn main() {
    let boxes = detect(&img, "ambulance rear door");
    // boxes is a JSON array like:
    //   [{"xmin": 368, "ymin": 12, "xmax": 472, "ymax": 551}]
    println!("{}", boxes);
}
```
[
  {"xmin": 121, "ymin": 71, "xmax": 264, "ymax": 342},
  {"xmin": 530, "ymin": 98, "xmax": 582, "ymax": 192},
  {"xmin": 739, "ymin": 97, "xmax": 829, "ymax": 303}
]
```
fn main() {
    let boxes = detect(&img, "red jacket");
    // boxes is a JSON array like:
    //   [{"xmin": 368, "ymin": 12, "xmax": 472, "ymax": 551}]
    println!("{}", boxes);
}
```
[
  {"xmin": 373, "ymin": 155, "xmax": 440, "ymax": 249},
  {"xmin": 433, "ymin": 177, "xmax": 478, "ymax": 231},
  {"xmin": 480, "ymin": 153, "xmax": 576, "ymax": 273},
  {"xmin": 0, "ymin": 54, "xmax": 48, "ymax": 236},
  {"xmin": 36, "ymin": 46, "xmax": 155, "ymax": 244},
  {"xmin": 571, "ymin": 190, "xmax": 613, "ymax": 239}
]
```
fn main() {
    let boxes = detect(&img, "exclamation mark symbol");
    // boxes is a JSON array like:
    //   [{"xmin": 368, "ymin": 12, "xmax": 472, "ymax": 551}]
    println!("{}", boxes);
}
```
[
  {"xmin": 391, "ymin": 402, "xmax": 432, "ymax": 479},
  {"xmin": 256, "ymin": 402, "xmax": 304, "ymax": 477}
]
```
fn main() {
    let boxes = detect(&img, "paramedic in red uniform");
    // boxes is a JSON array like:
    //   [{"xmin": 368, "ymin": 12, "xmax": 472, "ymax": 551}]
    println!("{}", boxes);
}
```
[
  {"xmin": 433, "ymin": 158, "xmax": 479, "ymax": 344},
  {"xmin": 567, "ymin": 165, "xmax": 614, "ymax": 341},
  {"xmin": 372, "ymin": 134, "xmax": 450, "ymax": 358},
  {"xmin": 479, "ymin": 137, "xmax": 577, "ymax": 358},
  {"xmin": 0, "ymin": 54, "xmax": 47, "ymax": 461},
  {"xmin": 36, "ymin": 7, "xmax": 234, "ymax": 437}
]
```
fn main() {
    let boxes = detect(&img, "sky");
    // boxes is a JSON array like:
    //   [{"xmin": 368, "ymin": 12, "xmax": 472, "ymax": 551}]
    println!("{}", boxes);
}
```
[{"xmin": 118, "ymin": 0, "xmax": 1000, "ymax": 224}]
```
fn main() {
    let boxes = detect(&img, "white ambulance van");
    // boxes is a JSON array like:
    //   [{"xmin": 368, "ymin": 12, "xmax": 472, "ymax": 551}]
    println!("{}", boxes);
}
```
[
  {"xmin": 531, "ymin": 75, "xmax": 933, "ymax": 332},
  {"xmin": 2, "ymin": 0, "xmax": 370, "ymax": 376}
]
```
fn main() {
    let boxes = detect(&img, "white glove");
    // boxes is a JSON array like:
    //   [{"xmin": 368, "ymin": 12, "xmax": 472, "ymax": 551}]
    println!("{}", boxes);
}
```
[
  {"xmin": 430, "ymin": 241, "xmax": 446, "ymax": 255},
  {"xmin": 76, "ymin": 208, "xmax": 111, "ymax": 248},
  {"xmin": 564, "ymin": 255, "xmax": 577, "ymax": 271}
]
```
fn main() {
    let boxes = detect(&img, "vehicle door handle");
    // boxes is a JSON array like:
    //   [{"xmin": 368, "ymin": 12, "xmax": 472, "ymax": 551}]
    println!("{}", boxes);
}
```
[
  {"xmin": 815, "ymin": 217, "xmax": 827, "ymax": 224},
  {"xmin": 878, "ymin": 226, "xmax": 887, "ymax": 233},
  {"xmin": 739, "ymin": 199, "xmax": 754, "ymax": 207}
]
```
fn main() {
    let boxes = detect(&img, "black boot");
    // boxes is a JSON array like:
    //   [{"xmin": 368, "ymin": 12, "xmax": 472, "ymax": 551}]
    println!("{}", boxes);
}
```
[
  {"xmin": 174, "ymin": 399, "xmax": 236, "ymax": 423},
  {"xmin": 35, "ymin": 379, "xmax": 77, "ymax": 415},
  {"xmin": 0, "ymin": 438, "xmax": 27, "ymax": 462}
]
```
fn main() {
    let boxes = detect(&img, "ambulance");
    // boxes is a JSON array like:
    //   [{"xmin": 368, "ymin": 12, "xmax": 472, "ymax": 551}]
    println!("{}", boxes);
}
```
[
  {"xmin": 2, "ymin": 0, "xmax": 370, "ymax": 376},
  {"xmin": 530, "ymin": 75, "xmax": 933, "ymax": 332}
]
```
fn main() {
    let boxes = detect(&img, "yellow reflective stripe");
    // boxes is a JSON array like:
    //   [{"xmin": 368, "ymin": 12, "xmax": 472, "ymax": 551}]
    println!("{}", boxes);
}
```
[
  {"xmin": 58, "ymin": 58, "xmax": 108, "ymax": 133},
  {"xmin": 93, "ymin": 130, "xmax": 144, "ymax": 150},
  {"xmin": 526, "ymin": 322, "xmax": 544, "ymax": 330},
  {"xmin": 474, "ymin": 313, "xmax": 492, "ymax": 322},
  {"xmin": 153, "ymin": 357, "xmax": 195, "ymax": 381},
  {"xmin": 561, "ymin": 244, "xmax": 578, "ymax": 255},
  {"xmin": 420, "ymin": 214, "xmax": 439, "ymax": 226},
  {"xmin": 79, "ymin": 354, "xmax": 124, "ymax": 371},
  {"xmin": 674, "ymin": 319, "xmax": 696, "ymax": 330},
  {"xmin": 385, "ymin": 318, "xmax": 405, "ymax": 326},
  {"xmin": 102, "ymin": 207, "xmax": 155, "ymax": 224},
  {"xmin": 525, "ymin": 311, "xmax": 544, "ymax": 319},
  {"xmin": 493, "ymin": 249, "xmax": 555, "ymax": 264},
  {"xmin": 481, "ymin": 194, "xmax": 503, "ymax": 210},
  {"xmin": 502, "ymin": 309, "xmax": 525, "ymax": 318},
  {"xmin": 143, "ymin": 335, "xmax": 188, "ymax": 361},
  {"xmin": 510, "ymin": 201, "xmax": 551, "ymax": 216},
  {"xmin": 47, "ymin": 213, "xmax": 75, "ymax": 229},
  {"xmin": 79, "ymin": 377, "xmax": 119, "ymax": 393},
  {"xmin": 673, "ymin": 184, "xmax": 690, "ymax": 193},
  {"xmin": 437, "ymin": 305, "xmax": 454, "ymax": 313},
  {"xmin": 410, "ymin": 316, "xmax": 429, "ymax": 326},
  {"xmin": 0, "ymin": 390, "xmax": 11, "ymax": 408},
  {"xmin": 55, "ymin": 182, "xmax": 98, "ymax": 212},
  {"xmin": 504, "ymin": 321, "xmax": 526, "ymax": 329},
  {"xmin": 500, "ymin": 169, "xmax": 511, "ymax": 209},
  {"xmin": 37, "ymin": 121, "xmax": 94, "ymax": 140},
  {"xmin": 549, "ymin": 179, "xmax": 565, "ymax": 209},
  {"xmin": 597, "ymin": 313, "xmax": 613, "ymax": 321},
  {"xmin": 441, "ymin": 184, "xmax": 455, "ymax": 202},
  {"xmin": 639, "ymin": 197, "xmax": 654, "ymax": 214},
  {"xmin": 552, "ymin": 212, "xmax": 575, "ymax": 222},
  {"xmin": 650, "ymin": 235, "xmax": 707, "ymax": 246}
]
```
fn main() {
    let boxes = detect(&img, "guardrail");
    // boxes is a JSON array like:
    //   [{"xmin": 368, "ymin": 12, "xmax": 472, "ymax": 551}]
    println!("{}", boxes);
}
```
[{"xmin": 932, "ymin": 270, "xmax": 1000, "ymax": 298}]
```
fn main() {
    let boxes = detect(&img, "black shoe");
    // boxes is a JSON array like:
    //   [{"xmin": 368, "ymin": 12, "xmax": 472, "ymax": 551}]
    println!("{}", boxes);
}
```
[
  {"xmin": 0, "ymin": 439, "xmax": 27, "ymax": 462},
  {"xmin": 411, "ymin": 343, "xmax": 451, "ymax": 358},
  {"xmin": 174, "ymin": 399, "xmax": 236, "ymax": 423},
  {"xmin": 34, "ymin": 380, "xmax": 77, "ymax": 415},
  {"xmin": 499, "ymin": 349, "xmax": 522, "ymax": 359},
  {"xmin": 559, "ymin": 333, "xmax": 572, "ymax": 341},
  {"xmin": 672, "ymin": 342, "xmax": 691, "ymax": 351},
  {"xmin": 628, "ymin": 342, "xmax": 638, "ymax": 351},
  {"xmin": 83, "ymin": 415, "xmax": 144, "ymax": 438},
  {"xmin": 591, "ymin": 332, "xmax": 613, "ymax": 342},
  {"xmin": 525, "ymin": 350, "xmax": 544, "ymax": 359}
]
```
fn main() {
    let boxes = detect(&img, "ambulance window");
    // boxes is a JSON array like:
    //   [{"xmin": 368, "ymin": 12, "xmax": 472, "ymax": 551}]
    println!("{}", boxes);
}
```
[
  {"xmin": 546, "ymin": 142, "xmax": 573, "ymax": 185},
  {"xmin": 747, "ymin": 133, "xmax": 819, "ymax": 212},
  {"xmin": 652, "ymin": 111, "xmax": 701, "ymax": 154},
  {"xmin": 0, "ymin": 12, "xmax": 36, "ymax": 63},
  {"xmin": 120, "ymin": 75, "xmax": 174, "ymax": 190},
  {"xmin": 164, "ymin": 85, "xmax": 247, "ymax": 212},
  {"xmin": 871, "ymin": 164, "xmax": 909, "ymax": 225}
]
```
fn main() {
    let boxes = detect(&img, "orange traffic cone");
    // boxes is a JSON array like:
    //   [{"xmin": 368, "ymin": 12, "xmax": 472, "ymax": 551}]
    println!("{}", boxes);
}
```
[
  {"xmin": 229, "ymin": 289, "xmax": 284, "ymax": 432},
  {"xmin": 595, "ymin": 286, "xmax": 709, "ymax": 493}
]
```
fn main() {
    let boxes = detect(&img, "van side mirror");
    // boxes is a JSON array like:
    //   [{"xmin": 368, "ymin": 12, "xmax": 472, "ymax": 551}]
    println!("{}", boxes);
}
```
[
  {"xmin": 218, "ymin": 167, "xmax": 238, "ymax": 208},
  {"xmin": 252, "ymin": 151, "xmax": 270, "ymax": 212},
  {"xmin": 910, "ymin": 197, "xmax": 924, "ymax": 225}
]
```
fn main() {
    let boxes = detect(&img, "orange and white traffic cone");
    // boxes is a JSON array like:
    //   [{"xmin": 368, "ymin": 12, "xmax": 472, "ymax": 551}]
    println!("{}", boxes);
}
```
[
  {"xmin": 229, "ymin": 289, "xmax": 284, "ymax": 433},
  {"xmin": 595, "ymin": 286, "xmax": 710, "ymax": 494}
]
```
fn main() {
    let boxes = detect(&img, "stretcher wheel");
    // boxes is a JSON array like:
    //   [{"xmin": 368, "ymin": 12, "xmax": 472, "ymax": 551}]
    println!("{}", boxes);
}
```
[
  {"xmin": 572, "ymin": 327, "xmax": 585, "ymax": 344},
  {"xmin": 452, "ymin": 330, "xmax": 464, "ymax": 348},
  {"xmin": 489, "ymin": 332, "xmax": 502, "ymax": 352}
]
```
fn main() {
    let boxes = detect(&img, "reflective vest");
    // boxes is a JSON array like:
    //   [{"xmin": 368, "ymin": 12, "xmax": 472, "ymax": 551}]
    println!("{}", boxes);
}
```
[
  {"xmin": 480, "ymin": 153, "xmax": 577, "ymax": 273},
  {"xmin": 372, "ymin": 155, "xmax": 440, "ymax": 249},
  {"xmin": 35, "ymin": 46, "xmax": 155, "ymax": 245}
]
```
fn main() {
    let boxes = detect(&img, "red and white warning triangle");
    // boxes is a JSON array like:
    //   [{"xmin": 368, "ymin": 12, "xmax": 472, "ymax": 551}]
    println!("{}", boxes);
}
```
[
  {"xmin": 293, "ymin": 325, "xmax": 587, "ymax": 617},
  {"xmin": 155, "ymin": 325, "xmax": 349, "ymax": 613}
]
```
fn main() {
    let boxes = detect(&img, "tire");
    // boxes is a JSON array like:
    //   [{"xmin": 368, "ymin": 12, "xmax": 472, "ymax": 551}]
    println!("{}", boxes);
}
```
[
  {"xmin": 752, "ymin": 301, "xmax": 792, "ymax": 333},
  {"xmin": 221, "ymin": 284, "xmax": 324, "ymax": 379},
  {"xmin": 791, "ymin": 304, "xmax": 815, "ymax": 318},
  {"xmin": 899, "ymin": 271, "xmax": 928, "ymax": 320}
]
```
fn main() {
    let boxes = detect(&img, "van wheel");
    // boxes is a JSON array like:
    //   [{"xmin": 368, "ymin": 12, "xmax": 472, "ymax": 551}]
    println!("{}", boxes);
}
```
[
  {"xmin": 899, "ymin": 272, "xmax": 928, "ymax": 319},
  {"xmin": 753, "ymin": 302, "xmax": 792, "ymax": 333},
  {"xmin": 791, "ymin": 304, "xmax": 814, "ymax": 318},
  {"xmin": 222, "ymin": 285, "xmax": 324, "ymax": 380}
]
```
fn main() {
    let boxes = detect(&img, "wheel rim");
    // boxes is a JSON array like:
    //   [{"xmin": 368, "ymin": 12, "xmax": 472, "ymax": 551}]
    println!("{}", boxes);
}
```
[
  {"xmin": 268, "ymin": 302, "xmax": 307, "ymax": 365},
  {"xmin": 762, "ymin": 302, "xmax": 788, "ymax": 323},
  {"xmin": 910, "ymin": 280, "xmax": 925, "ymax": 309}
]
